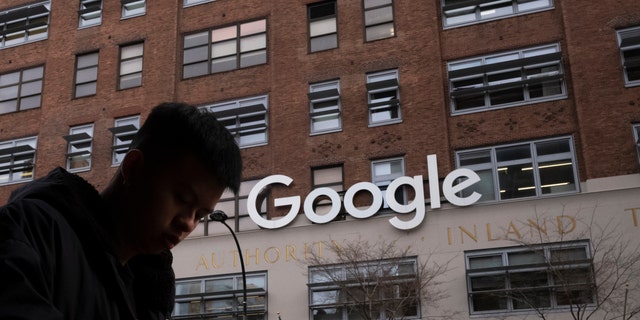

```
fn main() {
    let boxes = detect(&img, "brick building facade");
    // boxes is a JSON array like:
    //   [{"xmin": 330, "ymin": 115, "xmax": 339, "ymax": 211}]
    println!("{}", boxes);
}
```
[{"xmin": 1, "ymin": 0, "xmax": 639, "ymax": 319}]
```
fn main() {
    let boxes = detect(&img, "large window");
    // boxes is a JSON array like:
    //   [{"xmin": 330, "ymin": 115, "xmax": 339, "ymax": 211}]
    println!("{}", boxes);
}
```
[
  {"xmin": 448, "ymin": 44, "xmax": 565, "ymax": 114},
  {"xmin": 311, "ymin": 165, "xmax": 345, "ymax": 217},
  {"xmin": 456, "ymin": 136, "xmax": 578, "ymax": 202},
  {"xmin": 364, "ymin": 0, "xmax": 395, "ymax": 41},
  {"xmin": 0, "ymin": 65, "xmax": 44, "ymax": 114},
  {"xmin": 200, "ymin": 95, "xmax": 268, "ymax": 148},
  {"xmin": 64, "ymin": 124, "xmax": 93, "ymax": 172},
  {"xmin": 0, "ymin": 136, "xmax": 37, "ymax": 185},
  {"xmin": 119, "ymin": 42, "xmax": 144, "ymax": 89},
  {"xmin": 308, "ymin": 1, "xmax": 337, "ymax": 52},
  {"xmin": 309, "ymin": 80, "xmax": 342, "ymax": 134},
  {"xmin": 0, "ymin": 1, "xmax": 50, "ymax": 49},
  {"xmin": 442, "ymin": 0, "xmax": 553, "ymax": 28},
  {"xmin": 367, "ymin": 69, "xmax": 400, "ymax": 126},
  {"xmin": 616, "ymin": 26, "xmax": 640, "ymax": 87},
  {"xmin": 78, "ymin": 0, "xmax": 102, "ymax": 28},
  {"xmin": 466, "ymin": 240, "xmax": 595, "ymax": 315},
  {"xmin": 109, "ymin": 115, "xmax": 139, "ymax": 166},
  {"xmin": 174, "ymin": 273, "xmax": 267, "ymax": 320},
  {"xmin": 183, "ymin": 19, "xmax": 267, "ymax": 78},
  {"xmin": 121, "ymin": 0, "xmax": 145, "ymax": 18},
  {"xmin": 74, "ymin": 52, "xmax": 99, "ymax": 98},
  {"xmin": 372, "ymin": 157, "xmax": 405, "ymax": 208},
  {"xmin": 308, "ymin": 258, "xmax": 420, "ymax": 320}
]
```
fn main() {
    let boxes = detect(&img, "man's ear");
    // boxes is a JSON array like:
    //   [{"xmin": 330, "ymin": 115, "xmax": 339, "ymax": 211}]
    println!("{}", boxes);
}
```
[{"xmin": 121, "ymin": 149, "xmax": 145, "ymax": 185}]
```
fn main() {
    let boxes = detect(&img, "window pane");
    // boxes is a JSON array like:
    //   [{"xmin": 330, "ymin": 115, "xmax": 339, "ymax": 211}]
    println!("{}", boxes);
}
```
[
  {"xmin": 539, "ymin": 160, "xmax": 576, "ymax": 194},
  {"xmin": 508, "ymin": 250, "xmax": 544, "ymax": 265},
  {"xmin": 212, "ymin": 39, "xmax": 237, "ymax": 58},
  {"xmin": 498, "ymin": 163, "xmax": 536, "ymax": 199},
  {"xmin": 310, "ymin": 18, "xmax": 337, "ymax": 37},
  {"xmin": 469, "ymin": 255, "xmax": 503, "ymax": 269},
  {"xmin": 366, "ymin": 22, "xmax": 394, "ymax": 41},
  {"xmin": 240, "ymin": 50, "xmax": 266, "ymax": 68},
  {"xmin": 212, "ymin": 26, "xmax": 237, "ymax": 42},
  {"xmin": 311, "ymin": 34, "xmax": 337, "ymax": 52},
  {"xmin": 240, "ymin": 19, "xmax": 266, "ymax": 36},
  {"xmin": 365, "ymin": 6, "xmax": 393, "ymax": 25},
  {"xmin": 240, "ymin": 34, "xmax": 266, "ymax": 52}
]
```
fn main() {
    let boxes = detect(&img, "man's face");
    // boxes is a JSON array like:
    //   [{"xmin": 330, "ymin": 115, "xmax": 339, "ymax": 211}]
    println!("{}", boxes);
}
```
[{"xmin": 121, "ymin": 152, "xmax": 226, "ymax": 256}]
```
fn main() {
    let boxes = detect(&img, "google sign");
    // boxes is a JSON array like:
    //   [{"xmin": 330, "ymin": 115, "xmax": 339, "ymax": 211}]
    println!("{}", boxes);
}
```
[{"xmin": 247, "ymin": 155, "xmax": 482, "ymax": 230}]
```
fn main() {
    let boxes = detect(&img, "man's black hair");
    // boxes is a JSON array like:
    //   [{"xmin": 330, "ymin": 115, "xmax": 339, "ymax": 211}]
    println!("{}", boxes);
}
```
[{"xmin": 129, "ymin": 102, "xmax": 242, "ymax": 193}]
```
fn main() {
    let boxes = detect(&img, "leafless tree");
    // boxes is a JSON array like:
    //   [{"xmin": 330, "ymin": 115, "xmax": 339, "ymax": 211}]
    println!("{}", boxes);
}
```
[
  {"xmin": 305, "ymin": 237, "xmax": 455, "ymax": 320},
  {"xmin": 502, "ymin": 205, "xmax": 640, "ymax": 320}
]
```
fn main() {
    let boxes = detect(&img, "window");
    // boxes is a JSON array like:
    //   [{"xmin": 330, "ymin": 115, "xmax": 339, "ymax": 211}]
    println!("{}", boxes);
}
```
[
  {"xmin": 616, "ymin": 26, "xmax": 640, "ymax": 87},
  {"xmin": 109, "ymin": 115, "xmax": 139, "ymax": 166},
  {"xmin": 75, "ymin": 52, "xmax": 99, "ymax": 98},
  {"xmin": 0, "ymin": 136, "xmax": 37, "ymax": 185},
  {"xmin": 448, "ymin": 44, "xmax": 565, "ymax": 114},
  {"xmin": 308, "ymin": 1, "xmax": 337, "ymax": 52},
  {"xmin": 367, "ymin": 69, "xmax": 400, "ymax": 125},
  {"xmin": 191, "ymin": 179, "xmax": 266, "ymax": 236},
  {"xmin": 121, "ymin": 0, "xmax": 146, "ymax": 18},
  {"xmin": 174, "ymin": 273, "xmax": 267, "ymax": 320},
  {"xmin": 372, "ymin": 157, "xmax": 405, "ymax": 207},
  {"xmin": 456, "ymin": 136, "xmax": 578, "ymax": 203},
  {"xmin": 0, "ymin": 65, "xmax": 44, "ymax": 114},
  {"xmin": 0, "ymin": 1, "xmax": 50, "ymax": 49},
  {"xmin": 200, "ymin": 95, "xmax": 268, "ymax": 148},
  {"xmin": 119, "ymin": 42, "xmax": 143, "ymax": 89},
  {"xmin": 308, "ymin": 258, "xmax": 420, "ymax": 320},
  {"xmin": 633, "ymin": 124, "xmax": 640, "ymax": 165},
  {"xmin": 64, "ymin": 124, "xmax": 93, "ymax": 172},
  {"xmin": 78, "ymin": 0, "xmax": 102, "ymax": 28},
  {"xmin": 364, "ymin": 0, "xmax": 394, "ymax": 41},
  {"xmin": 183, "ymin": 19, "xmax": 267, "ymax": 78},
  {"xmin": 309, "ymin": 80, "xmax": 341, "ymax": 134},
  {"xmin": 183, "ymin": 0, "xmax": 215, "ymax": 7},
  {"xmin": 311, "ymin": 165, "xmax": 345, "ymax": 217},
  {"xmin": 466, "ymin": 240, "xmax": 595, "ymax": 315},
  {"xmin": 442, "ymin": 0, "xmax": 553, "ymax": 28}
]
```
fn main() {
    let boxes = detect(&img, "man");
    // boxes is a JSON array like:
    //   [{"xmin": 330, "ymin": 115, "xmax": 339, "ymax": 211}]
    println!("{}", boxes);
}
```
[{"xmin": 0, "ymin": 103, "xmax": 242, "ymax": 319}]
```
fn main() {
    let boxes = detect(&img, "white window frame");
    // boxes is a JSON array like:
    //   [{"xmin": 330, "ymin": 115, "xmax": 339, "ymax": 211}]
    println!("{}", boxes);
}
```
[
  {"xmin": 183, "ymin": 0, "xmax": 216, "ymax": 7},
  {"xmin": 308, "ymin": 257, "xmax": 420, "ymax": 320},
  {"xmin": 64, "ymin": 124, "xmax": 93, "ymax": 173},
  {"xmin": 367, "ymin": 69, "xmax": 401, "ymax": 126},
  {"xmin": 183, "ymin": 19, "xmax": 267, "ymax": 79},
  {"xmin": 308, "ymin": 1, "xmax": 338, "ymax": 53},
  {"xmin": 109, "ymin": 115, "xmax": 139, "ymax": 166},
  {"xmin": 0, "ymin": 65, "xmax": 44, "ymax": 114},
  {"xmin": 372, "ymin": 157, "xmax": 406, "ymax": 208},
  {"xmin": 309, "ymin": 80, "xmax": 342, "ymax": 134},
  {"xmin": 0, "ymin": 1, "xmax": 50, "ymax": 49},
  {"xmin": 442, "ymin": 0, "xmax": 554, "ymax": 28},
  {"xmin": 121, "ymin": 0, "xmax": 146, "ymax": 19},
  {"xmin": 456, "ymin": 136, "xmax": 579, "ymax": 203},
  {"xmin": 616, "ymin": 26, "xmax": 640, "ymax": 87},
  {"xmin": 78, "ymin": 0, "xmax": 102, "ymax": 28},
  {"xmin": 119, "ymin": 42, "xmax": 144, "ymax": 89},
  {"xmin": 174, "ymin": 272, "xmax": 268, "ymax": 320},
  {"xmin": 75, "ymin": 51, "xmax": 99, "ymax": 98},
  {"xmin": 364, "ymin": 0, "xmax": 395, "ymax": 41},
  {"xmin": 200, "ymin": 95, "xmax": 268, "ymax": 149},
  {"xmin": 448, "ymin": 43, "xmax": 566, "ymax": 114},
  {"xmin": 0, "ymin": 136, "xmax": 37, "ymax": 185},
  {"xmin": 465, "ymin": 240, "xmax": 595, "ymax": 315}
]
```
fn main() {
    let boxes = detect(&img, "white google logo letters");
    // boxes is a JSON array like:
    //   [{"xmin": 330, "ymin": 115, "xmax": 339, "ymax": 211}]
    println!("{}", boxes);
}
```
[{"xmin": 247, "ymin": 155, "xmax": 482, "ymax": 230}]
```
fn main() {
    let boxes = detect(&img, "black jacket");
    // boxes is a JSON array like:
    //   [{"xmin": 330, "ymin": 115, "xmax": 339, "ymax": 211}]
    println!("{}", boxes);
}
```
[{"xmin": 0, "ymin": 168, "xmax": 175, "ymax": 320}]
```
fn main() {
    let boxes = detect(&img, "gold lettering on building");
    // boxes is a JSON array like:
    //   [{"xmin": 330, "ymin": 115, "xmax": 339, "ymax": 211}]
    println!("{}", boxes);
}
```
[{"xmin": 626, "ymin": 207, "xmax": 640, "ymax": 227}]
